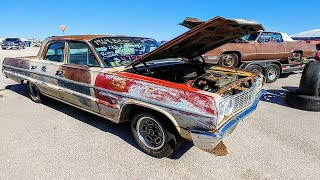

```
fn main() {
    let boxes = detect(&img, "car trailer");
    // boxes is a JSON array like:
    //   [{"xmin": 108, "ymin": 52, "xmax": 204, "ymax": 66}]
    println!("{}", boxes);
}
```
[{"xmin": 238, "ymin": 59, "xmax": 315, "ymax": 83}]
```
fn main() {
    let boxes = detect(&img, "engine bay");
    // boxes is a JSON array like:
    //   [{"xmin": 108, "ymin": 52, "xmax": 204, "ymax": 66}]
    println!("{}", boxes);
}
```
[{"xmin": 127, "ymin": 59, "xmax": 256, "ymax": 96}]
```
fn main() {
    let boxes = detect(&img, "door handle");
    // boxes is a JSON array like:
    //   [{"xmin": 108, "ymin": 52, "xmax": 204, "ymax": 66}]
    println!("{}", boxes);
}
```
[{"xmin": 31, "ymin": 65, "xmax": 37, "ymax": 69}]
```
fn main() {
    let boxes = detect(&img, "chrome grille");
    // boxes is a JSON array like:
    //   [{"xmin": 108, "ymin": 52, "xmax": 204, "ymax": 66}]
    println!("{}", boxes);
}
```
[
  {"xmin": 232, "ymin": 84, "xmax": 256, "ymax": 113},
  {"xmin": 4, "ymin": 42, "xmax": 14, "ymax": 46}
]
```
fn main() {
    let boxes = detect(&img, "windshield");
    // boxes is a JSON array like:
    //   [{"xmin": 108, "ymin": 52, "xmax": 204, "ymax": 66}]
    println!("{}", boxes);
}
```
[
  {"xmin": 5, "ymin": 38, "xmax": 20, "ymax": 41},
  {"xmin": 90, "ymin": 37, "xmax": 159, "ymax": 67},
  {"xmin": 242, "ymin": 32, "xmax": 260, "ymax": 41}
]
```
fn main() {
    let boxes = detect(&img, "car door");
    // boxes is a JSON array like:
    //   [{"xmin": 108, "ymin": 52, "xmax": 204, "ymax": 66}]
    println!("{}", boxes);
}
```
[
  {"xmin": 255, "ymin": 32, "xmax": 286, "ymax": 60},
  {"xmin": 58, "ymin": 40, "xmax": 102, "ymax": 113},
  {"xmin": 29, "ymin": 41, "xmax": 66, "ymax": 99}
]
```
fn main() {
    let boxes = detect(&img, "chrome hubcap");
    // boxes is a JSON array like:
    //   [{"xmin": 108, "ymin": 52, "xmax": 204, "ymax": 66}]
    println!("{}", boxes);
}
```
[
  {"xmin": 292, "ymin": 53, "xmax": 300, "ymax": 59},
  {"xmin": 223, "ymin": 54, "xmax": 236, "ymax": 67},
  {"xmin": 268, "ymin": 69, "xmax": 277, "ymax": 80},
  {"xmin": 137, "ymin": 117, "xmax": 165, "ymax": 150}
]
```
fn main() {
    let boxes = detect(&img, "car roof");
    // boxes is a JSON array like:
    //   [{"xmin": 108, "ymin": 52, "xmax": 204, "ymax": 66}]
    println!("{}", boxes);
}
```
[{"xmin": 49, "ymin": 35, "xmax": 150, "ymax": 41}]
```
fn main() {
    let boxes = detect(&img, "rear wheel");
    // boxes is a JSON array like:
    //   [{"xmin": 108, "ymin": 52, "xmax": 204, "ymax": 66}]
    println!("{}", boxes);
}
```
[
  {"xmin": 219, "ymin": 53, "xmax": 239, "ymax": 67},
  {"xmin": 291, "ymin": 52, "xmax": 302, "ymax": 60},
  {"xmin": 27, "ymin": 81, "xmax": 45, "ymax": 103},
  {"xmin": 131, "ymin": 112, "xmax": 182, "ymax": 158},
  {"xmin": 265, "ymin": 64, "xmax": 280, "ymax": 83},
  {"xmin": 289, "ymin": 52, "xmax": 302, "ymax": 64}
]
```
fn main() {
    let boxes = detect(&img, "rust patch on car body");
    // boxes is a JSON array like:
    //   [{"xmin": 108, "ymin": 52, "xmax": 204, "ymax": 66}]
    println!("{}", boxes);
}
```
[
  {"xmin": 110, "ymin": 79, "xmax": 126, "ymax": 91},
  {"xmin": 59, "ymin": 64, "xmax": 91, "ymax": 84},
  {"xmin": 3, "ymin": 58, "xmax": 29, "ymax": 69}
]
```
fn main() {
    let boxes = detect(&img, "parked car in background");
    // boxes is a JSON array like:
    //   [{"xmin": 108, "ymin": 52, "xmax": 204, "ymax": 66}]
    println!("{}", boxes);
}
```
[
  {"xmin": 1, "ymin": 38, "xmax": 25, "ymax": 50},
  {"xmin": 180, "ymin": 18, "xmax": 317, "ymax": 83},
  {"xmin": 203, "ymin": 31, "xmax": 317, "ymax": 67},
  {"xmin": 2, "ymin": 17, "xmax": 266, "ymax": 158}
]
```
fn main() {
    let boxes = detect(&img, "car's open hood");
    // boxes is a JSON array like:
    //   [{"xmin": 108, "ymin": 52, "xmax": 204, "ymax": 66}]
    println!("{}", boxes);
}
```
[
  {"xmin": 129, "ymin": 16, "xmax": 264, "ymax": 67},
  {"xmin": 179, "ymin": 17, "xmax": 205, "ymax": 29}
]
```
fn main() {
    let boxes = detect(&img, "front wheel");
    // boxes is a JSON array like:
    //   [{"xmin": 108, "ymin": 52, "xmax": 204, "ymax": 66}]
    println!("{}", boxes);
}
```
[
  {"xmin": 219, "ymin": 53, "xmax": 239, "ymax": 67},
  {"xmin": 265, "ymin": 64, "xmax": 280, "ymax": 83},
  {"xmin": 27, "ymin": 81, "xmax": 45, "ymax": 103},
  {"xmin": 131, "ymin": 112, "xmax": 182, "ymax": 158}
]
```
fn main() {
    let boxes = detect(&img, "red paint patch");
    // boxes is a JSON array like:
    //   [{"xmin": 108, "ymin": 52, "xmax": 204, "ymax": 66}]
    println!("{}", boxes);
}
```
[{"xmin": 94, "ymin": 72, "xmax": 217, "ymax": 115}]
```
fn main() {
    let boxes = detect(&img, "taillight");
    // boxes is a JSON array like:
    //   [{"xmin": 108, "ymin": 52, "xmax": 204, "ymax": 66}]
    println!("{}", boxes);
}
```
[{"xmin": 316, "ymin": 53, "xmax": 320, "ymax": 58}]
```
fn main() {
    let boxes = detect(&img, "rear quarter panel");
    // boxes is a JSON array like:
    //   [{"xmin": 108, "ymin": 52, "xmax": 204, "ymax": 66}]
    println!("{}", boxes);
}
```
[
  {"xmin": 285, "ymin": 41, "xmax": 317, "ymax": 57},
  {"xmin": 2, "ymin": 57, "xmax": 31, "ymax": 83}
]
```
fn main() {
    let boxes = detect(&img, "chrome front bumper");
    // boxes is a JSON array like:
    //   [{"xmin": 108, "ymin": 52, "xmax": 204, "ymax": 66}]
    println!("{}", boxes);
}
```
[
  {"xmin": 190, "ymin": 89, "xmax": 266, "ymax": 149},
  {"xmin": 1, "ymin": 45, "xmax": 20, "ymax": 49}
]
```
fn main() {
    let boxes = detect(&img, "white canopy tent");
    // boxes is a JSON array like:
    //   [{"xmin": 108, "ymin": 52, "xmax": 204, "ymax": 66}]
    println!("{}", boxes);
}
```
[{"xmin": 291, "ymin": 29, "xmax": 320, "ymax": 40}]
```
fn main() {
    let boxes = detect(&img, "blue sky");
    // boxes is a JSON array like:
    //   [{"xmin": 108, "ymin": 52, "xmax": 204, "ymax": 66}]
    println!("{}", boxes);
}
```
[{"xmin": 1, "ymin": 0, "xmax": 318, "ymax": 41}]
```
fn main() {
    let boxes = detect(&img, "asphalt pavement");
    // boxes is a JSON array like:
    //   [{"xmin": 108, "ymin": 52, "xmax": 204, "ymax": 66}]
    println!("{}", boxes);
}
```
[{"xmin": 1, "ymin": 48, "xmax": 320, "ymax": 180}]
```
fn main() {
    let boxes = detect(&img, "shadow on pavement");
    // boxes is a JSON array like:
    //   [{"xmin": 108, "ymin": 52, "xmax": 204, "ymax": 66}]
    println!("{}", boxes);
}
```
[
  {"xmin": 5, "ymin": 83, "xmax": 193, "ymax": 159},
  {"xmin": 279, "ymin": 72, "xmax": 301, "ymax": 79},
  {"xmin": 261, "ymin": 86, "xmax": 298, "ymax": 107}
]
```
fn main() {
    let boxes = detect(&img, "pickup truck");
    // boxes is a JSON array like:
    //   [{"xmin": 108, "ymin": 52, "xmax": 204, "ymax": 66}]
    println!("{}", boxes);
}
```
[{"xmin": 2, "ymin": 16, "xmax": 266, "ymax": 158}]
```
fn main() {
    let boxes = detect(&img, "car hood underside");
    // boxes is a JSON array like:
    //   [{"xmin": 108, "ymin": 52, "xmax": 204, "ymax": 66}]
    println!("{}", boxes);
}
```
[{"xmin": 129, "ymin": 16, "xmax": 264, "ymax": 67}]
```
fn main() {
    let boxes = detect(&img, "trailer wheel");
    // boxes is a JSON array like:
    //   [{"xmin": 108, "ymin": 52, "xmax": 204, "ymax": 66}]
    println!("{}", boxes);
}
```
[
  {"xmin": 299, "ymin": 62, "xmax": 320, "ymax": 96},
  {"xmin": 219, "ymin": 53, "xmax": 239, "ymax": 67},
  {"xmin": 285, "ymin": 90, "xmax": 320, "ymax": 111},
  {"xmin": 246, "ymin": 64, "xmax": 263, "ymax": 74},
  {"xmin": 265, "ymin": 64, "xmax": 280, "ymax": 83}
]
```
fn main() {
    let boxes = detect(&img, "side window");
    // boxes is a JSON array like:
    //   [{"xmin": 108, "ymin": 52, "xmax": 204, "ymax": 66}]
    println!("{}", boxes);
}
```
[
  {"xmin": 68, "ymin": 42, "xmax": 100, "ymax": 67},
  {"xmin": 272, "ymin": 33, "xmax": 283, "ymax": 43},
  {"xmin": 44, "ymin": 42, "xmax": 65, "ymax": 62},
  {"xmin": 258, "ymin": 33, "xmax": 283, "ymax": 43}
]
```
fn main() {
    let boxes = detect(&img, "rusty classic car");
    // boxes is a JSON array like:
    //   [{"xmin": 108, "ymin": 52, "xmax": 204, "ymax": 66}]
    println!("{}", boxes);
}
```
[
  {"xmin": 2, "ymin": 16, "xmax": 266, "ymax": 158},
  {"xmin": 204, "ymin": 30, "xmax": 317, "ymax": 67}
]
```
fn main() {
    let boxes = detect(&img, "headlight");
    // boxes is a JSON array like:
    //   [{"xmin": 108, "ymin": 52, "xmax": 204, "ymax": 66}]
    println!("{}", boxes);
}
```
[
  {"xmin": 255, "ymin": 77, "xmax": 263, "ymax": 90},
  {"xmin": 224, "ymin": 96, "xmax": 235, "ymax": 116},
  {"xmin": 217, "ymin": 96, "xmax": 234, "ymax": 125},
  {"xmin": 251, "ymin": 76, "xmax": 263, "ymax": 95},
  {"xmin": 217, "ymin": 99, "xmax": 225, "ymax": 124}
]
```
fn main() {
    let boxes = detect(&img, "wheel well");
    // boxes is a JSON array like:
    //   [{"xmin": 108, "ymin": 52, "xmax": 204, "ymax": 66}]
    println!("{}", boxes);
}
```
[
  {"xmin": 119, "ymin": 104, "xmax": 179, "ymax": 133},
  {"xmin": 292, "ymin": 50, "xmax": 303, "ymax": 57},
  {"xmin": 221, "ymin": 51, "xmax": 241, "ymax": 62}
]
